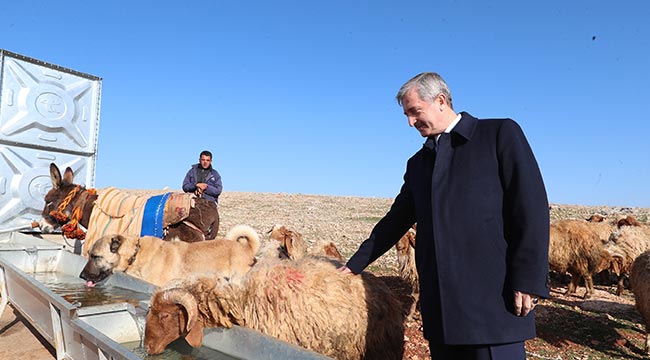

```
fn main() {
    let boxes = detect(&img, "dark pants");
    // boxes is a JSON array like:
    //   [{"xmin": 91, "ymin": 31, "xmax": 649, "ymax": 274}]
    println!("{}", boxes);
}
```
[{"xmin": 429, "ymin": 341, "xmax": 525, "ymax": 360}]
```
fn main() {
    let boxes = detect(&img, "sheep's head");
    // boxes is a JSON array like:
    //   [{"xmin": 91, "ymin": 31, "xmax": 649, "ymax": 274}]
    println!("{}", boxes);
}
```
[
  {"xmin": 395, "ymin": 227, "xmax": 416, "ymax": 256},
  {"xmin": 144, "ymin": 288, "xmax": 202, "ymax": 355},
  {"xmin": 395, "ymin": 235, "xmax": 411, "ymax": 256},
  {"xmin": 586, "ymin": 214, "xmax": 605, "ymax": 223},
  {"xmin": 609, "ymin": 254, "xmax": 625, "ymax": 276},
  {"xmin": 596, "ymin": 250, "xmax": 614, "ymax": 274},
  {"xmin": 617, "ymin": 215, "xmax": 640, "ymax": 228},
  {"xmin": 267, "ymin": 224, "xmax": 306, "ymax": 260}
]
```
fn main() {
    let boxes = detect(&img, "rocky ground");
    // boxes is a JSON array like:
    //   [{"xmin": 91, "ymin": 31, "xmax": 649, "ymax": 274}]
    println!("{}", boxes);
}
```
[{"xmin": 2, "ymin": 191, "xmax": 650, "ymax": 359}]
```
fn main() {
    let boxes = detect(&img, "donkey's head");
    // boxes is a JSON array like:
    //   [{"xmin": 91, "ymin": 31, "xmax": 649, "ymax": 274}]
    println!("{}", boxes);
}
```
[{"xmin": 39, "ymin": 163, "xmax": 78, "ymax": 233}]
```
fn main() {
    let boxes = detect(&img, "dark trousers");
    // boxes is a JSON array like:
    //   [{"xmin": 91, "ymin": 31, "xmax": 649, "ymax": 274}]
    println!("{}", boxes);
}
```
[{"xmin": 429, "ymin": 341, "xmax": 525, "ymax": 360}]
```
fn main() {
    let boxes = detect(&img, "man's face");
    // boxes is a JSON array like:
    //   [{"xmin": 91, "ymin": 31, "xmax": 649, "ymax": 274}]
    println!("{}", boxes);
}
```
[
  {"xmin": 401, "ymin": 89, "xmax": 446, "ymax": 137},
  {"xmin": 199, "ymin": 155, "xmax": 212, "ymax": 169}
]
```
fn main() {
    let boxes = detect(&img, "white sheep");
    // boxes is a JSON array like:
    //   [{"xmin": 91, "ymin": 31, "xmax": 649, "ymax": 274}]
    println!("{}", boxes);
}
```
[{"xmin": 605, "ymin": 225, "xmax": 650, "ymax": 295}]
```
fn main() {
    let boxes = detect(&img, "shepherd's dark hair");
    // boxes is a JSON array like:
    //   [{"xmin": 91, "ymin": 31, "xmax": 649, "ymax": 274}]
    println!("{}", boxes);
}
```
[{"xmin": 200, "ymin": 150, "xmax": 212, "ymax": 159}]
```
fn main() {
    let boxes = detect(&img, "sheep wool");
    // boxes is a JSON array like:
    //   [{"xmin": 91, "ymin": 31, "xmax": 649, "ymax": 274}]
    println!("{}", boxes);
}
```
[{"xmin": 145, "ymin": 255, "xmax": 405, "ymax": 360}]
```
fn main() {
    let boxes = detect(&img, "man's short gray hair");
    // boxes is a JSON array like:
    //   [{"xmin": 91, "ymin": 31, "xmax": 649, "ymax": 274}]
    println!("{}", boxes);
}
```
[{"xmin": 396, "ymin": 72, "xmax": 453, "ymax": 110}]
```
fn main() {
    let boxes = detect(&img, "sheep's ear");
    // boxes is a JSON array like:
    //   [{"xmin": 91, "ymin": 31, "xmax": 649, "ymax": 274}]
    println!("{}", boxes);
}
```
[
  {"xmin": 284, "ymin": 230, "xmax": 295, "ymax": 259},
  {"xmin": 611, "ymin": 256, "xmax": 623, "ymax": 275},
  {"xmin": 185, "ymin": 321, "xmax": 204, "ymax": 348}
]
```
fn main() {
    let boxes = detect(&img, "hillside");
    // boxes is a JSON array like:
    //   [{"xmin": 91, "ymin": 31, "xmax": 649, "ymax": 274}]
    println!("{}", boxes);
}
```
[{"xmin": 216, "ymin": 191, "xmax": 650, "ymax": 273}]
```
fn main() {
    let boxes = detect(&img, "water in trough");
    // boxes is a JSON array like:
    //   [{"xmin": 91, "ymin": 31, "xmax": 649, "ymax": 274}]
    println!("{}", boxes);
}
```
[{"xmin": 29, "ymin": 270, "xmax": 239, "ymax": 359}]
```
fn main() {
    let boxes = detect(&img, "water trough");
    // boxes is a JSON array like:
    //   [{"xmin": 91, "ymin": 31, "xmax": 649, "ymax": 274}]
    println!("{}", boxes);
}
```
[{"xmin": 0, "ymin": 231, "xmax": 331, "ymax": 360}]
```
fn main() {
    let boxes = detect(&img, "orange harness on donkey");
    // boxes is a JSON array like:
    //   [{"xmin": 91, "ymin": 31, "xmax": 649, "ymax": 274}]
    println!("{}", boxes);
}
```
[
  {"xmin": 49, "ymin": 185, "xmax": 97, "ymax": 240},
  {"xmin": 49, "ymin": 186, "xmax": 197, "ymax": 256}
]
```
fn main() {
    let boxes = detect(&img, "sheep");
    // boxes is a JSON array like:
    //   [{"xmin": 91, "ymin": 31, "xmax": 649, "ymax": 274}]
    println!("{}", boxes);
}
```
[
  {"xmin": 585, "ymin": 214, "xmax": 619, "ymax": 244},
  {"xmin": 629, "ymin": 250, "xmax": 650, "ymax": 353},
  {"xmin": 395, "ymin": 225, "xmax": 418, "ymax": 318},
  {"xmin": 548, "ymin": 219, "xmax": 613, "ymax": 298},
  {"xmin": 144, "ymin": 255, "xmax": 405, "ymax": 359},
  {"xmin": 266, "ymin": 224, "xmax": 343, "ymax": 261},
  {"xmin": 617, "ymin": 215, "xmax": 643, "ymax": 228},
  {"xmin": 604, "ymin": 225, "xmax": 650, "ymax": 295},
  {"xmin": 586, "ymin": 213, "xmax": 606, "ymax": 223},
  {"xmin": 585, "ymin": 213, "xmax": 646, "ymax": 240}
]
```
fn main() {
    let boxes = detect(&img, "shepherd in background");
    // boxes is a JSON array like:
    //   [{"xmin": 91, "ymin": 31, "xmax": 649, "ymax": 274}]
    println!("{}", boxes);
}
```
[{"xmin": 183, "ymin": 150, "xmax": 222, "ymax": 234}]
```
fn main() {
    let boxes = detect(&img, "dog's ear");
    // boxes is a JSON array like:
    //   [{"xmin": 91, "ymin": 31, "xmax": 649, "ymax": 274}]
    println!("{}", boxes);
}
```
[{"xmin": 110, "ymin": 236, "xmax": 123, "ymax": 253}]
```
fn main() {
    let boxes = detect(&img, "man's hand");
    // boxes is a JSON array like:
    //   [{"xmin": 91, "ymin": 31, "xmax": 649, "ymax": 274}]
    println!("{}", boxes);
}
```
[
  {"xmin": 195, "ymin": 183, "xmax": 208, "ymax": 196},
  {"xmin": 514, "ymin": 290, "xmax": 539, "ymax": 317},
  {"xmin": 338, "ymin": 266, "xmax": 353, "ymax": 274}
]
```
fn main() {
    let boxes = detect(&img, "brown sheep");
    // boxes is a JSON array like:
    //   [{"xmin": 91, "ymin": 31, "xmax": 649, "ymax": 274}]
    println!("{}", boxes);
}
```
[
  {"xmin": 586, "ymin": 213, "xmax": 606, "ymax": 223},
  {"xmin": 266, "ymin": 224, "xmax": 343, "ymax": 261},
  {"xmin": 617, "ymin": 215, "xmax": 643, "ymax": 228},
  {"xmin": 395, "ymin": 225, "xmax": 418, "ymax": 318},
  {"xmin": 144, "ymin": 255, "xmax": 405, "ymax": 359},
  {"xmin": 604, "ymin": 225, "xmax": 650, "ymax": 295},
  {"xmin": 629, "ymin": 250, "xmax": 650, "ymax": 353},
  {"xmin": 549, "ymin": 219, "xmax": 613, "ymax": 298}
]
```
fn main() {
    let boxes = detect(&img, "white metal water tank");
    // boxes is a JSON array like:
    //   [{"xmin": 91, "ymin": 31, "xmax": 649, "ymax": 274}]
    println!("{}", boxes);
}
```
[{"xmin": 0, "ymin": 49, "xmax": 101, "ymax": 232}]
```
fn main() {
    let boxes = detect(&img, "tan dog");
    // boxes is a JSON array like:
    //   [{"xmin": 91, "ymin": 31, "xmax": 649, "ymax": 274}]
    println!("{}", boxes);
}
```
[{"xmin": 79, "ymin": 224, "xmax": 259, "ymax": 287}]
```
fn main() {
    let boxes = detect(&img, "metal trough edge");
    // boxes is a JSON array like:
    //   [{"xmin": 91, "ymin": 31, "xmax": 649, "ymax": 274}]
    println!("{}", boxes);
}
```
[{"xmin": 0, "ymin": 232, "xmax": 334, "ymax": 359}]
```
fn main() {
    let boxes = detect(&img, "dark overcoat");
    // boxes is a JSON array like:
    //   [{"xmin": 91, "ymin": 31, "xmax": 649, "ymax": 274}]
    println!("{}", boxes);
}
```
[{"xmin": 347, "ymin": 112, "xmax": 550, "ymax": 345}]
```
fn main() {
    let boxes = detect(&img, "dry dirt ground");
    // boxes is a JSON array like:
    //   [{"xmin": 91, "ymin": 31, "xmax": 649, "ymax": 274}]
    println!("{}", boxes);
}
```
[{"xmin": 2, "ymin": 191, "xmax": 650, "ymax": 359}]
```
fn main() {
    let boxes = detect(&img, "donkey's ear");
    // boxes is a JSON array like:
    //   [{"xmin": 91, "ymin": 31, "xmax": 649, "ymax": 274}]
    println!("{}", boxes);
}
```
[
  {"xmin": 50, "ymin": 163, "xmax": 62, "ymax": 189},
  {"xmin": 63, "ymin": 167, "xmax": 75, "ymax": 185}
]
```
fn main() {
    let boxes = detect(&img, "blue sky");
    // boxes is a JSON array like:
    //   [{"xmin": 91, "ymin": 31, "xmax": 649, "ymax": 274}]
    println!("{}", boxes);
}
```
[{"xmin": 2, "ymin": 1, "xmax": 649, "ymax": 207}]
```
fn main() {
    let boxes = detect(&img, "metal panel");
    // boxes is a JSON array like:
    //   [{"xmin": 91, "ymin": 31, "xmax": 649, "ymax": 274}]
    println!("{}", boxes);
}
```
[
  {"xmin": 0, "ymin": 49, "xmax": 101, "ymax": 233},
  {"xmin": 0, "ymin": 49, "xmax": 101, "ymax": 154},
  {"xmin": 0, "ymin": 145, "xmax": 94, "ymax": 231}
]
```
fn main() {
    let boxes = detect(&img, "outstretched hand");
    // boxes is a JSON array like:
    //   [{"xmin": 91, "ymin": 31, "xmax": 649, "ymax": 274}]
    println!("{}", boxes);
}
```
[{"xmin": 338, "ymin": 266, "xmax": 353, "ymax": 275}]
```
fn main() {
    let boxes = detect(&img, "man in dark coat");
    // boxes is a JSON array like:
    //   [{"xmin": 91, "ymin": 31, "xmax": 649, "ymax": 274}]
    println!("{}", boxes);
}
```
[{"xmin": 341, "ymin": 72, "xmax": 549, "ymax": 359}]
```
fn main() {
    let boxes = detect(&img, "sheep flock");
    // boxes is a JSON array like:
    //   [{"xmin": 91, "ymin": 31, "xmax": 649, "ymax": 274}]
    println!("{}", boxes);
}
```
[{"xmin": 135, "ymin": 192, "xmax": 650, "ymax": 358}]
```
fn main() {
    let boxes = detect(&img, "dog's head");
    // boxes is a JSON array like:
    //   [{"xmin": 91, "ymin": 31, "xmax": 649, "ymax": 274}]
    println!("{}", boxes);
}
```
[{"xmin": 79, "ymin": 234, "xmax": 135, "ymax": 286}]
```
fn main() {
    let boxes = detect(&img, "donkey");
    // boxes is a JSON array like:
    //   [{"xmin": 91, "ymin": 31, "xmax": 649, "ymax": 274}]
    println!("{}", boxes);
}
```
[{"xmin": 38, "ymin": 163, "xmax": 219, "ymax": 255}]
